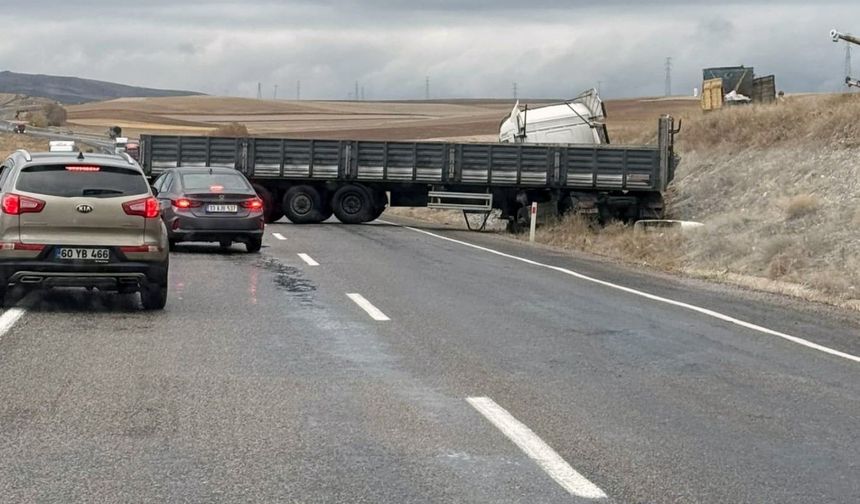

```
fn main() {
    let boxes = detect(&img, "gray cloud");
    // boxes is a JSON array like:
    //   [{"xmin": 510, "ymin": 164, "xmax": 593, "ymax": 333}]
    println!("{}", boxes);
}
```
[{"xmin": 0, "ymin": 1, "xmax": 856, "ymax": 99}]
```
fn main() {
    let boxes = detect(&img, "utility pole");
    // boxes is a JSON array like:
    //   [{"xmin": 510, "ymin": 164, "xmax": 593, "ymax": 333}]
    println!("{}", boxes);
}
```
[
  {"xmin": 513, "ymin": 82, "xmax": 518, "ymax": 100},
  {"xmin": 256, "ymin": 82, "xmax": 262, "ymax": 100},
  {"xmin": 425, "ymin": 76, "xmax": 430, "ymax": 100},
  {"xmin": 846, "ymin": 40, "xmax": 853, "ymax": 91},
  {"xmin": 296, "ymin": 80, "xmax": 301, "ymax": 100},
  {"xmin": 273, "ymin": 84, "xmax": 278, "ymax": 100},
  {"xmin": 664, "ymin": 57, "xmax": 672, "ymax": 97}
]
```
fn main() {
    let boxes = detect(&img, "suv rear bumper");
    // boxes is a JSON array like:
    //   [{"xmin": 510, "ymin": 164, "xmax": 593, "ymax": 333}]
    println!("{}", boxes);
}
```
[{"xmin": 0, "ymin": 260, "xmax": 168, "ymax": 290}]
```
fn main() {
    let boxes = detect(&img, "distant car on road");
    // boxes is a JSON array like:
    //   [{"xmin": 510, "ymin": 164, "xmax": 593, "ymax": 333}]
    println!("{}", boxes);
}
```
[
  {"xmin": 0, "ymin": 149, "xmax": 169, "ymax": 309},
  {"xmin": 152, "ymin": 167, "xmax": 265, "ymax": 252}
]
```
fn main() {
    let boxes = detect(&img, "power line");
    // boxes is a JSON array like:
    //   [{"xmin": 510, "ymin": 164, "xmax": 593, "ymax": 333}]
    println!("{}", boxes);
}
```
[{"xmin": 664, "ymin": 57, "xmax": 672, "ymax": 97}]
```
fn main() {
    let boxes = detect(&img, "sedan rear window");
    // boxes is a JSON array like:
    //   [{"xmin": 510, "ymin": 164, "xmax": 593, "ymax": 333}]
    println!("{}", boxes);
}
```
[
  {"xmin": 16, "ymin": 164, "xmax": 149, "ymax": 198},
  {"xmin": 181, "ymin": 173, "xmax": 251, "ymax": 192}
]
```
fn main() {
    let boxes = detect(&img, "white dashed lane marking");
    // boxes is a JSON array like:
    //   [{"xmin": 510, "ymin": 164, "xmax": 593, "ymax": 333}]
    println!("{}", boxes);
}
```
[
  {"xmin": 346, "ymin": 293, "xmax": 390, "ymax": 321},
  {"xmin": 298, "ymin": 253, "xmax": 319, "ymax": 266}
]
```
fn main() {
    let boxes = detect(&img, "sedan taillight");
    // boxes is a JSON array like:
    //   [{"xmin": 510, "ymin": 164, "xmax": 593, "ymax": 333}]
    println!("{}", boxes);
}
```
[
  {"xmin": 172, "ymin": 198, "xmax": 202, "ymax": 209},
  {"xmin": 123, "ymin": 197, "xmax": 160, "ymax": 218},
  {"xmin": 2, "ymin": 194, "xmax": 46, "ymax": 215},
  {"xmin": 241, "ymin": 197, "xmax": 264, "ymax": 212}
]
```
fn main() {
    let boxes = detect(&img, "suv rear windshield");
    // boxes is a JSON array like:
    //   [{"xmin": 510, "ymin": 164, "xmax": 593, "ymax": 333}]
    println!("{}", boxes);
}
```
[
  {"xmin": 181, "ymin": 172, "xmax": 251, "ymax": 192},
  {"xmin": 16, "ymin": 164, "xmax": 149, "ymax": 198}
]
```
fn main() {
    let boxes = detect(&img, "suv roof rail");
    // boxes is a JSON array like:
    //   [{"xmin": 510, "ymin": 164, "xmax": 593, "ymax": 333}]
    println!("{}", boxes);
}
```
[
  {"xmin": 14, "ymin": 149, "xmax": 32, "ymax": 162},
  {"xmin": 121, "ymin": 152, "xmax": 136, "ymax": 165}
]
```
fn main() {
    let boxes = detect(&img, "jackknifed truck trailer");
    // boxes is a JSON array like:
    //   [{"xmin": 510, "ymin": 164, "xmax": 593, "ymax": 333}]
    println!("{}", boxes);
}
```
[{"xmin": 138, "ymin": 115, "xmax": 679, "ymax": 232}]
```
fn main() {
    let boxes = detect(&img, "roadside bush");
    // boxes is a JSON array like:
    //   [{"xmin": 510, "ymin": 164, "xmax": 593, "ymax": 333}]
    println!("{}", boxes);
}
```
[
  {"xmin": 212, "ymin": 122, "xmax": 249, "ymax": 137},
  {"xmin": 43, "ymin": 103, "xmax": 67, "ymax": 126},
  {"xmin": 29, "ymin": 113, "xmax": 48, "ymax": 128}
]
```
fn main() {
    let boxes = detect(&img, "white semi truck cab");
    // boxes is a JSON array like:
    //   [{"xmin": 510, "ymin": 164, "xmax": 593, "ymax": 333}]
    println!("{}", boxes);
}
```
[{"xmin": 499, "ymin": 88, "xmax": 609, "ymax": 145}]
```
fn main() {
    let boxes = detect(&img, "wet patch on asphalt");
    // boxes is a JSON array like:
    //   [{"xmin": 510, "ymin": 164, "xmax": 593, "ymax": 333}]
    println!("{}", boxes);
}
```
[{"xmin": 256, "ymin": 256, "xmax": 317, "ymax": 305}]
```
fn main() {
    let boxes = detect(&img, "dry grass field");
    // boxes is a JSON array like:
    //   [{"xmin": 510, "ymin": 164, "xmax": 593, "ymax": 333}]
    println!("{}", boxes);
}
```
[
  {"xmin": 0, "ymin": 133, "xmax": 48, "ymax": 157},
  {"xmin": 66, "ymin": 94, "xmax": 701, "ymax": 142},
  {"xmin": 52, "ymin": 92, "xmax": 860, "ymax": 307}
]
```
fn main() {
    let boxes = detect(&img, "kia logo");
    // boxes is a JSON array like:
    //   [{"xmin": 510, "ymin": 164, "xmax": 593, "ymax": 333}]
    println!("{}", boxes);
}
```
[{"xmin": 76, "ymin": 204, "xmax": 93, "ymax": 214}]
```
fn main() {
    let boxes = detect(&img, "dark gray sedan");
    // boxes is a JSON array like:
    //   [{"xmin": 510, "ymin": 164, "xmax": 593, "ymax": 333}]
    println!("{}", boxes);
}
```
[{"xmin": 152, "ymin": 167, "xmax": 265, "ymax": 252}]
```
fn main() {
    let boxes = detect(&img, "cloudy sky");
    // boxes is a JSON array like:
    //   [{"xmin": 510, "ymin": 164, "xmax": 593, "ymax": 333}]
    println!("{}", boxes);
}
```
[{"xmin": 1, "ymin": 1, "xmax": 857, "ymax": 100}]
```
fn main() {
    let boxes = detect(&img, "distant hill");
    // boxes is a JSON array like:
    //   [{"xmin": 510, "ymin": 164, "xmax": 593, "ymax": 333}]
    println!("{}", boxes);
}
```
[{"xmin": 0, "ymin": 71, "xmax": 203, "ymax": 105}]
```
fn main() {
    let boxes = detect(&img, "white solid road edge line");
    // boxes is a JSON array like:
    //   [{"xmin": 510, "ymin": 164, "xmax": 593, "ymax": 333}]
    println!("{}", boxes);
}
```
[
  {"xmin": 0, "ymin": 307, "xmax": 26, "ymax": 339},
  {"xmin": 297, "ymin": 253, "xmax": 320, "ymax": 266},
  {"xmin": 382, "ymin": 222, "xmax": 860, "ymax": 364},
  {"xmin": 346, "ymin": 293, "xmax": 390, "ymax": 321},
  {"xmin": 467, "ymin": 397, "xmax": 607, "ymax": 499},
  {"xmin": 272, "ymin": 232, "xmax": 287, "ymax": 241}
]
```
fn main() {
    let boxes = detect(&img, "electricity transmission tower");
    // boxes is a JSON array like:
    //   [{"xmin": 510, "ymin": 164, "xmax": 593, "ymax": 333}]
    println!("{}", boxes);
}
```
[
  {"xmin": 664, "ymin": 57, "xmax": 672, "ymax": 97},
  {"xmin": 256, "ymin": 82, "xmax": 262, "ymax": 100},
  {"xmin": 273, "ymin": 84, "xmax": 278, "ymax": 100},
  {"xmin": 513, "ymin": 82, "xmax": 518, "ymax": 100},
  {"xmin": 425, "ymin": 76, "xmax": 430, "ymax": 100}
]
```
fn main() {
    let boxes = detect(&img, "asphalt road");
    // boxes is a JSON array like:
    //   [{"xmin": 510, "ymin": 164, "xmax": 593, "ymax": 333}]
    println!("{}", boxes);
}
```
[{"xmin": 0, "ymin": 217, "xmax": 857, "ymax": 503}]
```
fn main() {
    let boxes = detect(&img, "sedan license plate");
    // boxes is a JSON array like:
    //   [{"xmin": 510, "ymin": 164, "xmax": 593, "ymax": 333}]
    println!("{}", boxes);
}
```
[
  {"xmin": 207, "ymin": 204, "xmax": 238, "ymax": 213},
  {"xmin": 55, "ymin": 247, "xmax": 110, "ymax": 262}
]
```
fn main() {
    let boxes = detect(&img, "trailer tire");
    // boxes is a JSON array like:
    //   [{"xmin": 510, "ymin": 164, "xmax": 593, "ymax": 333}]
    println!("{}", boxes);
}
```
[
  {"xmin": 283, "ymin": 185, "xmax": 325, "ymax": 224},
  {"xmin": 253, "ymin": 184, "xmax": 283, "ymax": 223},
  {"xmin": 332, "ymin": 184, "xmax": 374, "ymax": 224}
]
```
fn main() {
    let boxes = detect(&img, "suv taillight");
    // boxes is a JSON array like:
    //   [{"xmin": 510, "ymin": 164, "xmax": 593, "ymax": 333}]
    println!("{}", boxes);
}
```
[
  {"xmin": 2, "ymin": 194, "xmax": 46, "ymax": 215},
  {"xmin": 123, "ymin": 197, "xmax": 160, "ymax": 218}
]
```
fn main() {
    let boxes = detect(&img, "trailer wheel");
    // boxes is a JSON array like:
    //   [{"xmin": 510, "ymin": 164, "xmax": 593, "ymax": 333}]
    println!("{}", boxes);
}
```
[
  {"xmin": 253, "ymin": 184, "xmax": 283, "ymax": 223},
  {"xmin": 283, "ymin": 185, "xmax": 325, "ymax": 224},
  {"xmin": 332, "ymin": 184, "xmax": 374, "ymax": 224}
]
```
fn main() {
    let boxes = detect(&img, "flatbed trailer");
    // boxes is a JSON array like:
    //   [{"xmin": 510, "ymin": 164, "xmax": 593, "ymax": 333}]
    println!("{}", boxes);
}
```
[{"xmin": 139, "ymin": 115, "xmax": 679, "ymax": 230}]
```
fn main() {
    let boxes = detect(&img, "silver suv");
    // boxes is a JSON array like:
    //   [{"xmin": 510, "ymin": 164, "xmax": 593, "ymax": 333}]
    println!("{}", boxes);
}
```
[{"xmin": 0, "ymin": 149, "xmax": 169, "ymax": 309}]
